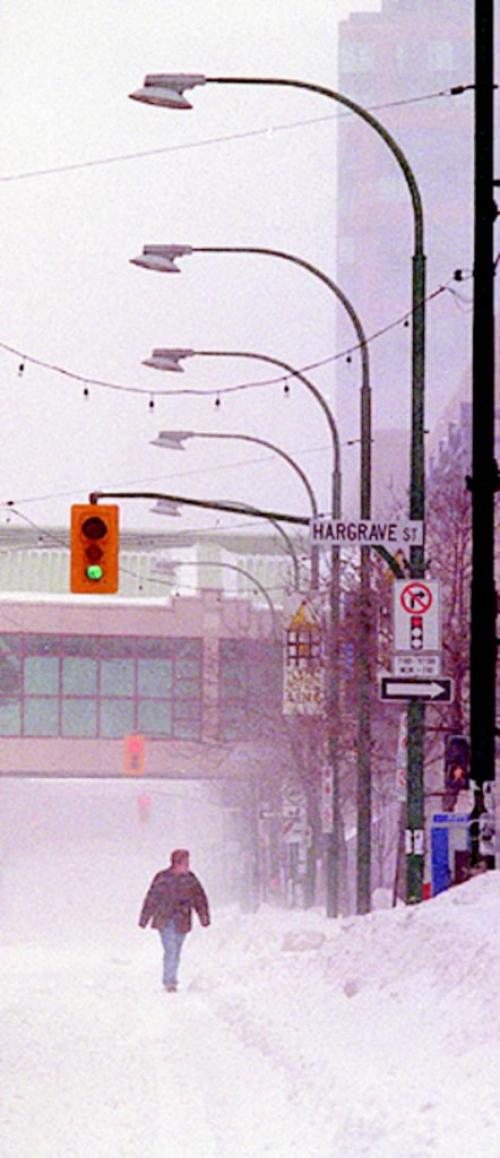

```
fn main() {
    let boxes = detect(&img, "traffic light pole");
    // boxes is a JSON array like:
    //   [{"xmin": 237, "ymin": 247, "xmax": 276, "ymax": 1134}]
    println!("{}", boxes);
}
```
[{"xmin": 89, "ymin": 489, "xmax": 310, "ymax": 526}]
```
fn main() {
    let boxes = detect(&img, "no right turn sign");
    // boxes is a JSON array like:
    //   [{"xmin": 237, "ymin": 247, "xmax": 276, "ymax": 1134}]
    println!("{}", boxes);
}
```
[{"xmin": 393, "ymin": 580, "xmax": 441, "ymax": 653}]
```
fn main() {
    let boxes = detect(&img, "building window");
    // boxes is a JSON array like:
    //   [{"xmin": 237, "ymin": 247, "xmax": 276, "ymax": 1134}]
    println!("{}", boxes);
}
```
[
  {"xmin": 339, "ymin": 41, "xmax": 376, "ymax": 74},
  {"xmin": 428, "ymin": 41, "xmax": 454, "ymax": 72},
  {"xmin": 337, "ymin": 235, "xmax": 356, "ymax": 265},
  {"xmin": 219, "ymin": 639, "xmax": 282, "ymax": 741},
  {"xmin": 0, "ymin": 634, "xmax": 202, "ymax": 740}
]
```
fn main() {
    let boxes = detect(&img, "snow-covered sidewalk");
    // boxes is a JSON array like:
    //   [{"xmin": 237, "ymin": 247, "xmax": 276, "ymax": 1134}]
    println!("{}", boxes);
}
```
[{"xmin": 3, "ymin": 853, "xmax": 500, "ymax": 1157}]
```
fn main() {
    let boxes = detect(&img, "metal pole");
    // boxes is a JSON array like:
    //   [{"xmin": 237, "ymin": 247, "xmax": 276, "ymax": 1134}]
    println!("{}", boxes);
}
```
[
  {"xmin": 134, "ymin": 72, "xmax": 426, "ymax": 906},
  {"xmin": 405, "ymin": 253, "xmax": 427, "ymax": 903},
  {"xmin": 198, "ymin": 346, "xmax": 343, "ymax": 593},
  {"xmin": 204, "ymin": 79, "xmax": 426, "ymax": 908},
  {"xmin": 470, "ymin": 0, "xmax": 496, "ymax": 797}
]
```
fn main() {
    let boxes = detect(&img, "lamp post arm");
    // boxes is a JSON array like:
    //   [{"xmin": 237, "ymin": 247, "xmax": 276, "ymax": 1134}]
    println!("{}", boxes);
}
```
[
  {"xmin": 206, "ymin": 77, "xmax": 424, "ymax": 252},
  {"xmin": 235, "ymin": 500, "xmax": 301, "ymax": 592},
  {"xmin": 197, "ymin": 349, "xmax": 340, "ymax": 481},
  {"xmin": 191, "ymin": 429, "xmax": 319, "ymax": 519},
  {"xmin": 194, "ymin": 248, "xmax": 366, "ymax": 516},
  {"xmin": 165, "ymin": 558, "xmax": 281, "ymax": 636}
]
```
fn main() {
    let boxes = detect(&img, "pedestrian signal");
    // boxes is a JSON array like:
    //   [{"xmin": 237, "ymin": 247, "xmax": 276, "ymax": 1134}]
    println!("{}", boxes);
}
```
[
  {"xmin": 124, "ymin": 734, "xmax": 145, "ymax": 777},
  {"xmin": 70, "ymin": 504, "xmax": 119, "ymax": 594},
  {"xmin": 444, "ymin": 734, "xmax": 470, "ymax": 802}
]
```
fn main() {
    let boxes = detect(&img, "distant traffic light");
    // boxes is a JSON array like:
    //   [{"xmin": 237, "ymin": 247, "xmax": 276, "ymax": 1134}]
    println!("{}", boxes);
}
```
[
  {"xmin": 124, "ymin": 734, "xmax": 145, "ymax": 777},
  {"xmin": 444, "ymin": 734, "xmax": 470, "ymax": 807},
  {"xmin": 70, "ymin": 504, "xmax": 119, "ymax": 594}
]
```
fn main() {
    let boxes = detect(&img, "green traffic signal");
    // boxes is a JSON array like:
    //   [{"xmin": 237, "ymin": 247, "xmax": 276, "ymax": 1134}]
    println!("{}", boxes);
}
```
[{"xmin": 86, "ymin": 564, "xmax": 104, "ymax": 581}]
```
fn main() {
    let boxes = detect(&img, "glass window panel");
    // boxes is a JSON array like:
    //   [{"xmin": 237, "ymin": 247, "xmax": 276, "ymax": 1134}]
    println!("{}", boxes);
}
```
[
  {"xmin": 339, "ymin": 41, "xmax": 375, "ymax": 73},
  {"xmin": 220, "ymin": 706, "xmax": 247, "ymax": 733},
  {"xmin": 24, "ymin": 698, "xmax": 59, "ymax": 736},
  {"xmin": 0, "ymin": 637, "xmax": 21, "ymax": 696},
  {"xmin": 0, "ymin": 699, "xmax": 21, "ymax": 734},
  {"xmin": 24, "ymin": 635, "xmax": 60, "ymax": 657},
  {"xmin": 175, "ymin": 677, "xmax": 200, "ymax": 698},
  {"xmin": 63, "ymin": 636, "xmax": 97, "ymax": 657},
  {"xmin": 174, "ymin": 700, "xmax": 200, "ymax": 721},
  {"xmin": 25, "ymin": 656, "xmax": 59, "ymax": 695},
  {"xmin": 175, "ymin": 658, "xmax": 201, "ymax": 678},
  {"xmin": 138, "ymin": 699, "xmax": 172, "ymax": 737},
  {"xmin": 100, "ymin": 698, "xmax": 135, "ymax": 738},
  {"xmin": 136, "ymin": 638, "xmax": 173, "ymax": 658},
  {"xmin": 63, "ymin": 657, "xmax": 97, "ymax": 695},
  {"xmin": 62, "ymin": 699, "xmax": 97, "ymax": 737},
  {"xmin": 138, "ymin": 659, "xmax": 173, "ymax": 697},
  {"xmin": 174, "ymin": 719, "xmax": 200, "ymax": 741},
  {"xmin": 97, "ymin": 637, "xmax": 136, "ymax": 659},
  {"xmin": 101, "ymin": 658, "xmax": 134, "ymax": 697},
  {"xmin": 176, "ymin": 639, "xmax": 201, "ymax": 659}
]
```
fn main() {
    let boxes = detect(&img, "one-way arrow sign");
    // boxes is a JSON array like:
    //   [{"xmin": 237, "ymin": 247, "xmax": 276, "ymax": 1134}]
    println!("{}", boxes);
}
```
[{"xmin": 379, "ymin": 676, "xmax": 454, "ymax": 703}]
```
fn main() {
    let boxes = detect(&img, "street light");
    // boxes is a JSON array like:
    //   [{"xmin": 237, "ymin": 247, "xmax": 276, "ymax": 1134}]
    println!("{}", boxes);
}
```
[
  {"xmin": 130, "ymin": 244, "xmax": 364, "ymax": 519},
  {"xmin": 130, "ymin": 71, "xmax": 426, "ymax": 907},
  {"xmin": 150, "ymin": 427, "xmax": 305, "ymax": 592},
  {"xmin": 133, "ymin": 242, "xmax": 372, "ymax": 915}
]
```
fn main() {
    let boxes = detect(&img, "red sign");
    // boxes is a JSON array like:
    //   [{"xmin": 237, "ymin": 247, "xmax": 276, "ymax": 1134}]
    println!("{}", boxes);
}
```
[{"xmin": 400, "ymin": 582, "xmax": 433, "ymax": 616}]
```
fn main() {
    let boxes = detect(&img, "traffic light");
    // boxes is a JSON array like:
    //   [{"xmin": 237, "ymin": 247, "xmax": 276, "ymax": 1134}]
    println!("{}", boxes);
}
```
[
  {"xmin": 444, "ymin": 734, "xmax": 470, "ymax": 805},
  {"xmin": 124, "ymin": 734, "xmax": 145, "ymax": 777},
  {"xmin": 70, "ymin": 504, "xmax": 119, "ymax": 594}
]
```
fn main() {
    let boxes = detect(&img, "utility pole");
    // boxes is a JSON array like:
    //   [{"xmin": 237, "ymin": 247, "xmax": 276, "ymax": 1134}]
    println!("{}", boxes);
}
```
[{"xmin": 470, "ymin": 1, "xmax": 497, "ymax": 800}]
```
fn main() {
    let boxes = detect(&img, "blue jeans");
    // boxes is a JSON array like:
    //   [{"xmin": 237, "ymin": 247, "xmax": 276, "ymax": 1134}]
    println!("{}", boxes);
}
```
[{"xmin": 158, "ymin": 920, "xmax": 186, "ymax": 987}]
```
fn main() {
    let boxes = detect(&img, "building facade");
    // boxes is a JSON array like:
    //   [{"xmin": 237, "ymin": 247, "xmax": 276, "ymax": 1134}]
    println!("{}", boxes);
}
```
[
  {"xmin": 0, "ymin": 590, "xmax": 288, "ymax": 783},
  {"xmin": 336, "ymin": 0, "xmax": 474, "ymax": 457}
]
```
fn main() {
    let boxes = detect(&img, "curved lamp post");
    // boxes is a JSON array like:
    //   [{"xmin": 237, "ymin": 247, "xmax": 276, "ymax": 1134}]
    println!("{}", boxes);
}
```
[
  {"xmin": 141, "ymin": 340, "xmax": 340, "ymax": 586},
  {"xmin": 134, "ymin": 245, "xmax": 371, "ymax": 914},
  {"xmin": 149, "ymin": 427, "xmax": 308, "ymax": 592},
  {"xmin": 130, "ymin": 71, "xmax": 426, "ymax": 910},
  {"xmin": 131, "ymin": 244, "xmax": 361, "ymax": 518}
]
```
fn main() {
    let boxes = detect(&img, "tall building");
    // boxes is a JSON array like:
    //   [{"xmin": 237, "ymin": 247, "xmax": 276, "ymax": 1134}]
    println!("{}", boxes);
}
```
[{"xmin": 336, "ymin": 0, "xmax": 475, "ymax": 504}]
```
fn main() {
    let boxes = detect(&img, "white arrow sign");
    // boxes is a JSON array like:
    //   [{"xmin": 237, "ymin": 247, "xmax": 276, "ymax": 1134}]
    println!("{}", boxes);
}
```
[
  {"xmin": 380, "ymin": 676, "xmax": 453, "ymax": 702},
  {"xmin": 310, "ymin": 517, "xmax": 424, "ymax": 549}
]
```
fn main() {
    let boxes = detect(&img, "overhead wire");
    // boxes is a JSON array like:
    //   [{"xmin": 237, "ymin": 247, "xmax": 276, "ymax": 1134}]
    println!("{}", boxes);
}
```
[
  {"xmin": 0, "ymin": 275, "xmax": 467, "ymax": 403},
  {"xmin": 0, "ymin": 85, "xmax": 473, "ymax": 184},
  {"xmin": 2, "ymin": 507, "xmax": 295, "ymax": 601}
]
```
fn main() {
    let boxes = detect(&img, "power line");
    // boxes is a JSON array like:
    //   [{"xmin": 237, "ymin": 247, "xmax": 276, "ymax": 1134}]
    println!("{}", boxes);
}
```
[
  {"xmin": 0, "ymin": 276, "xmax": 463, "ymax": 403},
  {"xmin": 3, "ymin": 508, "xmax": 293, "ymax": 600},
  {"xmin": 0, "ymin": 87, "xmax": 470, "ymax": 184},
  {"xmin": 0, "ymin": 440, "xmax": 332, "ymax": 511}
]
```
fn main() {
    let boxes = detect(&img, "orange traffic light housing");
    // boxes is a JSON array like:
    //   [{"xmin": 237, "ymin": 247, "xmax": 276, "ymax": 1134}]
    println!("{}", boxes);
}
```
[{"xmin": 70, "ymin": 504, "xmax": 119, "ymax": 594}]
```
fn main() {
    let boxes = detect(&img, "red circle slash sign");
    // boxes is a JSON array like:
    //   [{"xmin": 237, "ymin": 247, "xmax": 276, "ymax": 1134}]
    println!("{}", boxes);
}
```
[{"xmin": 400, "ymin": 582, "xmax": 433, "ymax": 615}]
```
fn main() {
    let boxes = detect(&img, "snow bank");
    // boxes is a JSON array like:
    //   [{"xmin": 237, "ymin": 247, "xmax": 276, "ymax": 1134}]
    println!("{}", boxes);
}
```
[{"xmin": 3, "ymin": 847, "xmax": 500, "ymax": 1157}]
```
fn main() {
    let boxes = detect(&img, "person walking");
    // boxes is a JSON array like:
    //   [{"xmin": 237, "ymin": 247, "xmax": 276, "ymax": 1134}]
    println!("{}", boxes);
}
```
[{"xmin": 138, "ymin": 849, "xmax": 210, "ymax": 991}]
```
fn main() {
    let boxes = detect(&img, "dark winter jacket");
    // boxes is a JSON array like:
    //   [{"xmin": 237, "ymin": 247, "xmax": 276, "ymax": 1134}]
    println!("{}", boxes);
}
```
[{"xmin": 138, "ymin": 868, "xmax": 210, "ymax": 934}]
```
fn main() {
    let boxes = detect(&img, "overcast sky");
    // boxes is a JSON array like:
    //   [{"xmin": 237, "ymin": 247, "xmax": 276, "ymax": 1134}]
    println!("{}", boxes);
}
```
[{"xmin": 1, "ymin": 0, "xmax": 426, "ymax": 538}]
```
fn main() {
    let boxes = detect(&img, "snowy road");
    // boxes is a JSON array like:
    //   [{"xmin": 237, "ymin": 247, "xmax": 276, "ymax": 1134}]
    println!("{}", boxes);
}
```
[
  {"xmin": 2, "ymin": 945, "xmax": 306, "ymax": 1158},
  {"xmin": 3, "ymin": 847, "xmax": 500, "ymax": 1157}
]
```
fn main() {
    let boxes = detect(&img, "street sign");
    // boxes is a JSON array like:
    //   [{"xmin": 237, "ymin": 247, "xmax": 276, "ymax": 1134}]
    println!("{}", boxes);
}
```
[
  {"xmin": 283, "ymin": 596, "xmax": 325, "ymax": 717},
  {"xmin": 393, "ymin": 579, "xmax": 441, "ymax": 653},
  {"xmin": 433, "ymin": 813, "xmax": 470, "ymax": 826},
  {"xmin": 310, "ymin": 517, "xmax": 424, "ymax": 549},
  {"xmin": 282, "ymin": 781, "xmax": 307, "ymax": 842},
  {"xmin": 394, "ymin": 653, "xmax": 441, "ymax": 677},
  {"xmin": 380, "ymin": 676, "xmax": 454, "ymax": 702}
]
